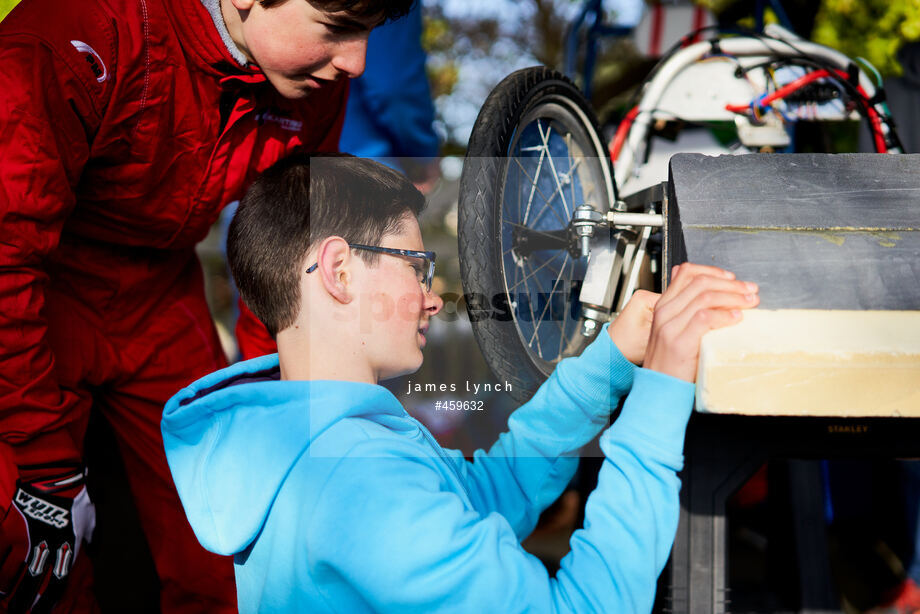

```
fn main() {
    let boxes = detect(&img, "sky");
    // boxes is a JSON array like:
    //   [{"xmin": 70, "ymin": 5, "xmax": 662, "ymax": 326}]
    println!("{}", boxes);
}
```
[
  {"xmin": 428, "ymin": 0, "xmax": 648, "ymax": 144},
  {"xmin": 438, "ymin": 0, "xmax": 645, "ymax": 26}
]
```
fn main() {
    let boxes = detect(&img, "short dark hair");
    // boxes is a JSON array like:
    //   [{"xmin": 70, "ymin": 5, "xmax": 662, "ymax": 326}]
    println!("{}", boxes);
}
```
[
  {"xmin": 258, "ymin": 0, "xmax": 416, "ymax": 22},
  {"xmin": 228, "ymin": 153, "xmax": 426, "ymax": 337}
]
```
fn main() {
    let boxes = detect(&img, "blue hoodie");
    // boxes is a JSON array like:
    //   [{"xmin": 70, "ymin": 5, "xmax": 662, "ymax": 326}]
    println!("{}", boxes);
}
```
[{"xmin": 162, "ymin": 329, "xmax": 694, "ymax": 613}]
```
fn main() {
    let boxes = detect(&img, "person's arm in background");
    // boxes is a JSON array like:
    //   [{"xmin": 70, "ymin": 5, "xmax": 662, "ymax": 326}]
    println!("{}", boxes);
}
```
[
  {"xmin": 338, "ymin": 3, "xmax": 440, "ymax": 191},
  {"xmin": 0, "ymin": 1, "xmax": 111, "ymax": 608}
]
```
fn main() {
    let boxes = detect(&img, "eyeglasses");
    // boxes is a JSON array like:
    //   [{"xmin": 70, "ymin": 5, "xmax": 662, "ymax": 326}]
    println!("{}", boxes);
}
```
[{"xmin": 306, "ymin": 243, "xmax": 437, "ymax": 292}]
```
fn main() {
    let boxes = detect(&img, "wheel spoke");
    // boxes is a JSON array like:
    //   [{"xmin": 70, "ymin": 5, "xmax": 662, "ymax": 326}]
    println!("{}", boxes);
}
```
[
  {"xmin": 511, "ymin": 126, "xmax": 592, "ymax": 363},
  {"xmin": 527, "ymin": 158, "xmax": 583, "ymax": 229},
  {"xmin": 517, "ymin": 153, "xmax": 525, "ymax": 224},
  {"xmin": 565, "ymin": 132, "xmax": 575, "ymax": 213},
  {"xmin": 558, "ymin": 257, "xmax": 574, "ymax": 359},
  {"xmin": 528, "ymin": 252, "xmax": 570, "ymax": 349},
  {"xmin": 527, "ymin": 256, "xmax": 551, "ymax": 297},
  {"xmin": 516, "ymin": 149, "xmax": 524, "ymax": 231},
  {"xmin": 566, "ymin": 132, "xmax": 578, "ymax": 214},
  {"xmin": 537, "ymin": 121, "xmax": 572, "ymax": 220},
  {"xmin": 506, "ymin": 255, "xmax": 559, "ymax": 294},
  {"xmin": 520, "ymin": 260, "xmax": 544, "ymax": 360},
  {"xmin": 526, "ymin": 123, "xmax": 568, "ymax": 225},
  {"xmin": 511, "ymin": 154, "xmax": 550, "ymax": 225},
  {"xmin": 511, "ymin": 256, "xmax": 522, "ymax": 315},
  {"xmin": 522, "ymin": 120, "xmax": 548, "ymax": 225},
  {"xmin": 525, "ymin": 184, "xmax": 571, "ymax": 229}
]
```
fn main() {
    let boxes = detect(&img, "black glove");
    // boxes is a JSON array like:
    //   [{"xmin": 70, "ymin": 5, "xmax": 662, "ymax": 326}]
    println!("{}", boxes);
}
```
[{"xmin": 0, "ymin": 463, "xmax": 95, "ymax": 614}]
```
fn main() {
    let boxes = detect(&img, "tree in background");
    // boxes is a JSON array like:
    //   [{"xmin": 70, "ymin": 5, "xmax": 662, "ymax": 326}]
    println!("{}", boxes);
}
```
[
  {"xmin": 677, "ymin": 0, "xmax": 920, "ymax": 77},
  {"xmin": 423, "ymin": 0, "xmax": 595, "ymax": 151},
  {"xmin": 0, "ymin": 0, "xmax": 16, "ymax": 20},
  {"xmin": 424, "ymin": 0, "xmax": 920, "ymax": 147},
  {"xmin": 812, "ymin": 0, "xmax": 920, "ymax": 77}
]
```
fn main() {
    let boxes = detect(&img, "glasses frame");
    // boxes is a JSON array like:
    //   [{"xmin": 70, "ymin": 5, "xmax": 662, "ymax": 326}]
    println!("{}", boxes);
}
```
[{"xmin": 306, "ymin": 243, "xmax": 437, "ymax": 292}]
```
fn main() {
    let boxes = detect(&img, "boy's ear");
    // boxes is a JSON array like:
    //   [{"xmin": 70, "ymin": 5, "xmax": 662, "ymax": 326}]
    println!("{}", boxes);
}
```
[{"xmin": 313, "ymin": 237, "xmax": 353, "ymax": 305}]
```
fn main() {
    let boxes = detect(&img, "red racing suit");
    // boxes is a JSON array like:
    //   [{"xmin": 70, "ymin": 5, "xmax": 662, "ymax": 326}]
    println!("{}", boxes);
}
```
[{"xmin": 0, "ymin": 0, "xmax": 344, "ymax": 608}]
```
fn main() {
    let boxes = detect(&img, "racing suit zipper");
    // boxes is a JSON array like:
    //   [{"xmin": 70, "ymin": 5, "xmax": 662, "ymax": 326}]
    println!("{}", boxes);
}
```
[{"xmin": 186, "ymin": 78, "xmax": 260, "ymax": 223}]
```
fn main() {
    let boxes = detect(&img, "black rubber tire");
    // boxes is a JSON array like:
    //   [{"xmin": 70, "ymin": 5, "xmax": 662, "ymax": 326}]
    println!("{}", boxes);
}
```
[{"xmin": 458, "ymin": 66, "xmax": 614, "ymax": 402}]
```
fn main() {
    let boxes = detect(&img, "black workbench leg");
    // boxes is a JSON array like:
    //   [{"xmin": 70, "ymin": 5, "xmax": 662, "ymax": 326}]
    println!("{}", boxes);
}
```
[
  {"xmin": 668, "ymin": 421, "xmax": 764, "ymax": 614},
  {"xmin": 787, "ymin": 460, "xmax": 840, "ymax": 614}
]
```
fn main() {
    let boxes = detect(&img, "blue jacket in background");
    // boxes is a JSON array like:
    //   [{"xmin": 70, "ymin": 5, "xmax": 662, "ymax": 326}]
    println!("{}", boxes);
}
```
[
  {"xmin": 162, "ymin": 328, "xmax": 695, "ymax": 613},
  {"xmin": 339, "ymin": 4, "xmax": 439, "ymax": 166}
]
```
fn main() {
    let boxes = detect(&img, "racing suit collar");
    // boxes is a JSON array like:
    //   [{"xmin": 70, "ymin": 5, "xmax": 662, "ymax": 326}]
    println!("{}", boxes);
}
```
[{"xmin": 162, "ymin": 0, "xmax": 266, "ymax": 83}]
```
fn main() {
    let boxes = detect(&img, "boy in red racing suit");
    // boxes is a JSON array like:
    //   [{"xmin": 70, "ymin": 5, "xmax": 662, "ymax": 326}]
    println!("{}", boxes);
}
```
[{"xmin": 0, "ymin": 0, "xmax": 414, "ymax": 610}]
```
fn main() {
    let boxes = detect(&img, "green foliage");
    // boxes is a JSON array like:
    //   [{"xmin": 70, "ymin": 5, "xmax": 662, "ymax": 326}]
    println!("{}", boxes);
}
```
[
  {"xmin": 694, "ymin": 0, "xmax": 738, "ymax": 13},
  {"xmin": 813, "ymin": 0, "xmax": 920, "ymax": 77},
  {"xmin": 0, "ymin": 0, "xmax": 22, "ymax": 21},
  {"xmin": 422, "ymin": 15, "xmax": 459, "ymax": 99}
]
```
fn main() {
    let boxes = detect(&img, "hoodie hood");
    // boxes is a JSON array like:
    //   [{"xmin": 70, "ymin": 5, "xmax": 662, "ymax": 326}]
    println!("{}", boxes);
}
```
[{"xmin": 161, "ymin": 354, "xmax": 405, "ymax": 556}]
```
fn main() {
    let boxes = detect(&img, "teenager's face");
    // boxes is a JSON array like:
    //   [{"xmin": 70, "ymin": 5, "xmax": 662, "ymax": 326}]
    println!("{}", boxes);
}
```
[
  {"xmin": 358, "ymin": 215, "xmax": 443, "ymax": 381},
  {"xmin": 228, "ymin": 0, "xmax": 380, "ymax": 99}
]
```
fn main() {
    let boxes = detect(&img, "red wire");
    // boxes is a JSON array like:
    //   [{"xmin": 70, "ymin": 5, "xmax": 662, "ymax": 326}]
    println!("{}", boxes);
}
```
[
  {"xmin": 724, "ymin": 68, "xmax": 888, "ymax": 152},
  {"xmin": 609, "ymin": 106, "xmax": 639, "ymax": 164},
  {"xmin": 724, "ymin": 69, "xmax": 830, "ymax": 113}
]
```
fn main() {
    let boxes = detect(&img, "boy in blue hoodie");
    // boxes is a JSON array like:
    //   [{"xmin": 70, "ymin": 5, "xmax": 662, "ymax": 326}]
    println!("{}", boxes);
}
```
[{"xmin": 161, "ymin": 154, "xmax": 759, "ymax": 613}]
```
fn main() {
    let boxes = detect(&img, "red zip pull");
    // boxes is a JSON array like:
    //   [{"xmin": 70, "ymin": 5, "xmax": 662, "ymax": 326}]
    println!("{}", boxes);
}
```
[{"xmin": 218, "ymin": 72, "xmax": 267, "ymax": 89}]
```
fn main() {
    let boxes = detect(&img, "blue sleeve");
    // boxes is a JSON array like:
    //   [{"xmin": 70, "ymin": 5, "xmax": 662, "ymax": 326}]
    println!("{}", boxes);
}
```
[
  {"xmin": 444, "ymin": 324, "xmax": 635, "ymax": 538},
  {"xmin": 306, "ymin": 367, "xmax": 694, "ymax": 613},
  {"xmin": 339, "ymin": 5, "xmax": 439, "ymax": 160}
]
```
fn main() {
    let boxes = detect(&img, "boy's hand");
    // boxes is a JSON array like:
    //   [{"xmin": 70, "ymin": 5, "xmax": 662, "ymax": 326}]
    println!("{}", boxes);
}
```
[
  {"xmin": 644, "ymin": 263, "xmax": 759, "ymax": 382},
  {"xmin": 608, "ymin": 290, "xmax": 659, "ymax": 365}
]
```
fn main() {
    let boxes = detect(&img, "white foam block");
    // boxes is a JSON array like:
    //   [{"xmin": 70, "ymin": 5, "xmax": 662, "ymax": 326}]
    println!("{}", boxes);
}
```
[{"xmin": 696, "ymin": 309, "xmax": 920, "ymax": 417}]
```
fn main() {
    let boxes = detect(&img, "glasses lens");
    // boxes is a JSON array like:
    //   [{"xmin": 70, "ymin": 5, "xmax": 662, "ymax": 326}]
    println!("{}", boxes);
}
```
[{"xmin": 425, "ymin": 258, "xmax": 435, "ymax": 292}]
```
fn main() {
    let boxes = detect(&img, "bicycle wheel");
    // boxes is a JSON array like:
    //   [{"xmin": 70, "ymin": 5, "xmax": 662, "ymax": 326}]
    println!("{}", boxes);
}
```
[{"xmin": 459, "ymin": 67, "xmax": 615, "ymax": 402}]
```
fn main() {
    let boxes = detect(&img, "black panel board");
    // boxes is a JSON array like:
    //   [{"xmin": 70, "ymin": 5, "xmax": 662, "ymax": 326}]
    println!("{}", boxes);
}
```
[{"xmin": 665, "ymin": 153, "xmax": 920, "ymax": 310}]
